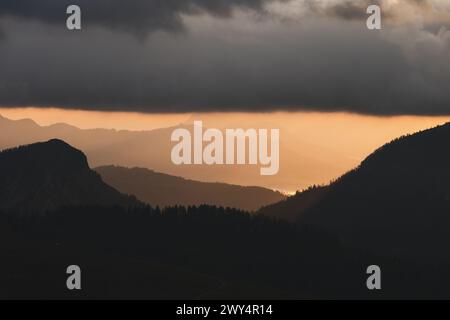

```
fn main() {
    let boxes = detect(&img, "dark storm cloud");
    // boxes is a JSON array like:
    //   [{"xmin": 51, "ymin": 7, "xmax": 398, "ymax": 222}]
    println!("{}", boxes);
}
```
[
  {"xmin": 306, "ymin": 0, "xmax": 435, "ymax": 22},
  {"xmin": 0, "ymin": 0, "xmax": 285, "ymax": 35},
  {"xmin": 309, "ymin": 0, "xmax": 422, "ymax": 22},
  {"xmin": 0, "ymin": 1, "xmax": 449, "ymax": 115},
  {"xmin": 325, "ymin": 0, "xmax": 378, "ymax": 20}
]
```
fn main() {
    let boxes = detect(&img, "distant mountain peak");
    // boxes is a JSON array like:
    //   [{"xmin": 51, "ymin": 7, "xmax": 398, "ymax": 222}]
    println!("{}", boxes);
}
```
[
  {"xmin": 47, "ymin": 122, "xmax": 80, "ymax": 131},
  {"xmin": 0, "ymin": 138, "xmax": 89, "ymax": 173},
  {"xmin": 0, "ymin": 140, "xmax": 139, "ymax": 213}
]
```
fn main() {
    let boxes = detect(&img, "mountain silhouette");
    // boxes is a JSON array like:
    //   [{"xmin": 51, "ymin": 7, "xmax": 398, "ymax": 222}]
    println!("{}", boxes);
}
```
[
  {"xmin": 0, "ymin": 139, "xmax": 139, "ymax": 213},
  {"xmin": 0, "ymin": 114, "xmax": 349, "ymax": 192},
  {"xmin": 259, "ymin": 185, "xmax": 329, "ymax": 222},
  {"xmin": 1, "ymin": 131, "xmax": 450, "ymax": 298},
  {"xmin": 95, "ymin": 165, "xmax": 285, "ymax": 211},
  {"xmin": 260, "ymin": 123, "xmax": 450, "ymax": 259}
]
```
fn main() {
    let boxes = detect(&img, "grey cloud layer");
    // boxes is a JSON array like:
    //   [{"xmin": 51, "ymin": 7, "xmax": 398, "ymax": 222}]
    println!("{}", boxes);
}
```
[
  {"xmin": 0, "ymin": 1, "xmax": 450, "ymax": 115},
  {"xmin": 0, "ymin": 0, "xmax": 284, "ymax": 35},
  {"xmin": 0, "ymin": 1, "xmax": 438, "ymax": 35}
]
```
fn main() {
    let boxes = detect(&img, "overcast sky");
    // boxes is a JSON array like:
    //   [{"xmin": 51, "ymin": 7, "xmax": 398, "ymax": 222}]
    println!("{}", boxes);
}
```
[{"xmin": 0, "ymin": 0, "xmax": 450, "ymax": 115}]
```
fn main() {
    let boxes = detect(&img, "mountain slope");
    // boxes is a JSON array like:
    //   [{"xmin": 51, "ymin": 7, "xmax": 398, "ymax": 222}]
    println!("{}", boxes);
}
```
[
  {"xmin": 258, "ymin": 185, "xmax": 329, "ymax": 222},
  {"xmin": 95, "ymin": 165, "xmax": 286, "ymax": 211},
  {"xmin": 0, "ymin": 139, "xmax": 139, "ymax": 213},
  {"xmin": 260, "ymin": 123, "xmax": 450, "ymax": 259},
  {"xmin": 0, "ymin": 114, "xmax": 349, "ymax": 192}
]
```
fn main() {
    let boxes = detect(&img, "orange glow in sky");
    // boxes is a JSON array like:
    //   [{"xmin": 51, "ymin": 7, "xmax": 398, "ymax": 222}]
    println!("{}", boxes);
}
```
[{"xmin": 2, "ymin": 107, "xmax": 450, "ymax": 193}]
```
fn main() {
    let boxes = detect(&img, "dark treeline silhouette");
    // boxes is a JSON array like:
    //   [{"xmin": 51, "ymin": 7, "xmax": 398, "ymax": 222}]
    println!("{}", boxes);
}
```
[{"xmin": 1, "ymin": 204, "xmax": 450, "ymax": 299}]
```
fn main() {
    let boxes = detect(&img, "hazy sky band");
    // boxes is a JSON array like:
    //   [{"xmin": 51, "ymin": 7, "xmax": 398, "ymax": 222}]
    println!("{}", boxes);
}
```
[{"xmin": 0, "ymin": 0, "xmax": 450, "ymax": 115}]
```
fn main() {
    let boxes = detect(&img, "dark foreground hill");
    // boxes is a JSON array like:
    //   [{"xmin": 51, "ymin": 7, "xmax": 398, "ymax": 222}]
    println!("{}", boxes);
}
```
[
  {"xmin": 95, "ymin": 165, "xmax": 285, "ymax": 211},
  {"xmin": 0, "ymin": 139, "xmax": 139, "ymax": 213},
  {"xmin": 259, "ymin": 123, "xmax": 450, "ymax": 260},
  {"xmin": 2, "ymin": 204, "xmax": 450, "ymax": 299},
  {"xmin": 1, "ymin": 138, "xmax": 450, "ymax": 298}
]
